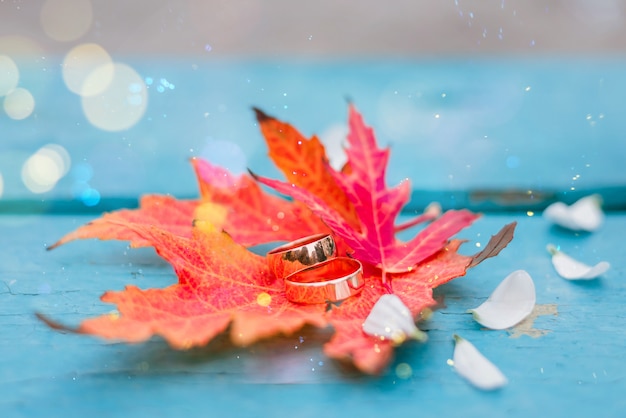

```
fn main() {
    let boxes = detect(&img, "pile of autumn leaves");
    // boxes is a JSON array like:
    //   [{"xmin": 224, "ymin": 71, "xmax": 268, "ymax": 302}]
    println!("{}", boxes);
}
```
[{"xmin": 43, "ymin": 106, "xmax": 514, "ymax": 375}]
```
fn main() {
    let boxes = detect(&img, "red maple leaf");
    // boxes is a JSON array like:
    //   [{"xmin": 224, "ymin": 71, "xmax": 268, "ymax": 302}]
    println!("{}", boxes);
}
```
[
  {"xmin": 324, "ymin": 240, "xmax": 473, "ymax": 374},
  {"xmin": 192, "ymin": 158, "xmax": 327, "ymax": 246},
  {"xmin": 253, "ymin": 105, "xmax": 480, "ymax": 278},
  {"xmin": 42, "ymin": 105, "xmax": 515, "ymax": 375}
]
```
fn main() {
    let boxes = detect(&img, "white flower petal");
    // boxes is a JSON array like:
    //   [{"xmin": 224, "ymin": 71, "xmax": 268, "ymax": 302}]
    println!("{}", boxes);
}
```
[
  {"xmin": 453, "ymin": 335, "xmax": 508, "ymax": 390},
  {"xmin": 543, "ymin": 194, "xmax": 604, "ymax": 232},
  {"xmin": 362, "ymin": 294, "xmax": 427, "ymax": 344},
  {"xmin": 469, "ymin": 270, "xmax": 536, "ymax": 330},
  {"xmin": 547, "ymin": 244, "xmax": 610, "ymax": 280}
]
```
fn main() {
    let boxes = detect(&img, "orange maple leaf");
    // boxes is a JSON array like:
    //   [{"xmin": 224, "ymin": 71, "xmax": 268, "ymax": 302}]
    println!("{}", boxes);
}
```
[
  {"xmin": 42, "ymin": 221, "xmax": 327, "ymax": 348},
  {"xmin": 47, "ymin": 195, "xmax": 197, "ymax": 250},
  {"xmin": 254, "ymin": 108, "xmax": 359, "ymax": 231}
]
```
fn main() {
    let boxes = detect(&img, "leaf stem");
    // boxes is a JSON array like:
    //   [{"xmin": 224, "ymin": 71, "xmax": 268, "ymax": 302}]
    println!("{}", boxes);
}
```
[
  {"xmin": 382, "ymin": 272, "xmax": 393, "ymax": 293},
  {"xmin": 394, "ymin": 203, "xmax": 441, "ymax": 233}
]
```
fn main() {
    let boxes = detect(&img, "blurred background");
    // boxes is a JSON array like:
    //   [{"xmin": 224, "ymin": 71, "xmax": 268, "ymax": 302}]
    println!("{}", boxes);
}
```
[
  {"xmin": 3, "ymin": 0, "xmax": 626, "ymax": 56},
  {"xmin": 1, "ymin": 0, "xmax": 625, "ymax": 209}
]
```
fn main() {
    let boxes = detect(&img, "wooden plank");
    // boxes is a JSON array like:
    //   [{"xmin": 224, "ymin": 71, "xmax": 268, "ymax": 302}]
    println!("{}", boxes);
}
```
[{"xmin": 1, "ymin": 213, "xmax": 624, "ymax": 416}]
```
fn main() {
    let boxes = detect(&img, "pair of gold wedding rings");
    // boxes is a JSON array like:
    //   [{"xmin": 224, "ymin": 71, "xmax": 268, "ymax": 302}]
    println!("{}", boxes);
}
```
[{"xmin": 266, "ymin": 233, "xmax": 364, "ymax": 304}]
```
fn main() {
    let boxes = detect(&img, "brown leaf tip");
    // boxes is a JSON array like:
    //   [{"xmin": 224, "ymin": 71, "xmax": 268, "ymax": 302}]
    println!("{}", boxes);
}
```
[
  {"xmin": 45, "ymin": 238, "xmax": 66, "ymax": 251},
  {"xmin": 252, "ymin": 107, "xmax": 273, "ymax": 122},
  {"xmin": 35, "ymin": 312, "xmax": 76, "ymax": 333},
  {"xmin": 247, "ymin": 168, "xmax": 260, "ymax": 180},
  {"xmin": 469, "ymin": 221, "xmax": 517, "ymax": 268}
]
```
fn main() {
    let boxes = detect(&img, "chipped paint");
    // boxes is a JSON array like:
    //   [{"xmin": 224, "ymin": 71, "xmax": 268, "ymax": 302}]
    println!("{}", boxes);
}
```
[{"xmin": 508, "ymin": 304, "xmax": 558, "ymax": 338}]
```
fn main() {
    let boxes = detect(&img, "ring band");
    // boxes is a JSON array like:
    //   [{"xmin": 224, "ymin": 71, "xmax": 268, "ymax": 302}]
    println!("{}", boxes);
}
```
[
  {"xmin": 284, "ymin": 258, "xmax": 364, "ymax": 304},
  {"xmin": 267, "ymin": 233, "xmax": 336, "ymax": 278}
]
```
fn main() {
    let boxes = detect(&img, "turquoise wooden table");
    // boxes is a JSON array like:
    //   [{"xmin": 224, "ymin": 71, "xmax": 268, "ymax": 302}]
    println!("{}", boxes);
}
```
[{"xmin": 1, "ymin": 58, "xmax": 625, "ymax": 417}]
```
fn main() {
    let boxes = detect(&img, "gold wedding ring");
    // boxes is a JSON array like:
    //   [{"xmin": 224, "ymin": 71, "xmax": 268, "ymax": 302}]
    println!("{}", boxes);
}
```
[
  {"xmin": 284, "ymin": 258, "xmax": 364, "ymax": 304},
  {"xmin": 266, "ymin": 233, "xmax": 336, "ymax": 278}
]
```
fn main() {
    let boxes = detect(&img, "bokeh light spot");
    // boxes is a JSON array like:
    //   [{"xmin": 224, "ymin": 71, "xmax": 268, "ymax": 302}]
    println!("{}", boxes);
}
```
[
  {"xmin": 21, "ymin": 144, "xmax": 71, "ymax": 193},
  {"xmin": 62, "ymin": 43, "xmax": 114, "ymax": 96},
  {"xmin": 0, "ymin": 55, "xmax": 19, "ymax": 96},
  {"xmin": 40, "ymin": 0, "xmax": 93, "ymax": 42},
  {"xmin": 395, "ymin": 362, "xmax": 413, "ymax": 379},
  {"xmin": 3, "ymin": 88, "xmax": 35, "ymax": 120},
  {"xmin": 200, "ymin": 139, "xmax": 247, "ymax": 175},
  {"xmin": 81, "ymin": 63, "xmax": 148, "ymax": 132},
  {"xmin": 41, "ymin": 144, "xmax": 71, "ymax": 176},
  {"xmin": 79, "ymin": 187, "xmax": 101, "ymax": 206},
  {"xmin": 0, "ymin": 36, "xmax": 43, "ymax": 58},
  {"xmin": 319, "ymin": 124, "xmax": 348, "ymax": 170},
  {"xmin": 72, "ymin": 161, "xmax": 93, "ymax": 182},
  {"xmin": 256, "ymin": 292, "xmax": 272, "ymax": 307},
  {"xmin": 506, "ymin": 155, "xmax": 520, "ymax": 169}
]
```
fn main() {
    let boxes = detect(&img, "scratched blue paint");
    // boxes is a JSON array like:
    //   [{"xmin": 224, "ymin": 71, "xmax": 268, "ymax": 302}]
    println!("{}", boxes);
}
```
[{"xmin": 1, "ymin": 213, "xmax": 624, "ymax": 417}]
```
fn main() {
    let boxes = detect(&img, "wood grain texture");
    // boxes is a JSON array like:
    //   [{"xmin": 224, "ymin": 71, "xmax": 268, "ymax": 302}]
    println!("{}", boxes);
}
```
[{"xmin": 1, "ymin": 213, "xmax": 624, "ymax": 417}]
